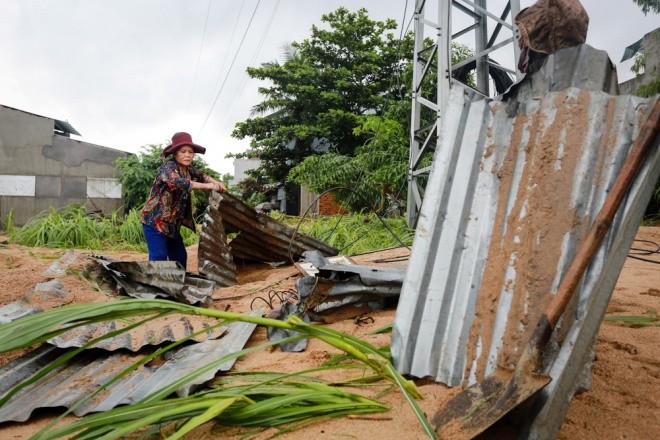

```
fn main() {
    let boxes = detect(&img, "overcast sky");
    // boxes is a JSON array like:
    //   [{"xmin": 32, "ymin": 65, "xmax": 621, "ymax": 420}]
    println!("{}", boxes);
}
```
[{"xmin": 1, "ymin": 0, "xmax": 657, "ymax": 175}]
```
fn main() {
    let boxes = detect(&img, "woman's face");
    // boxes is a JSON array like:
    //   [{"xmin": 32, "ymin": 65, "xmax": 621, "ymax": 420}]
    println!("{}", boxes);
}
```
[{"xmin": 174, "ymin": 145, "xmax": 195, "ymax": 167}]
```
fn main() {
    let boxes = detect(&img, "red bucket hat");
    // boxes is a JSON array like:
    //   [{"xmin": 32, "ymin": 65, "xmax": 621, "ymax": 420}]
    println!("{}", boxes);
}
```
[{"xmin": 162, "ymin": 132, "xmax": 206, "ymax": 156}]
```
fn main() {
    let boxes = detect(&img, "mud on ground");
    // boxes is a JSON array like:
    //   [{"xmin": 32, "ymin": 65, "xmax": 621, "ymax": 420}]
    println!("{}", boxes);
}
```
[{"xmin": 0, "ymin": 227, "xmax": 658, "ymax": 439}]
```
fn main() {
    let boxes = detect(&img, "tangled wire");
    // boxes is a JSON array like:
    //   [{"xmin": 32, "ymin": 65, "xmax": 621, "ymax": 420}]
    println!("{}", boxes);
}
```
[{"xmin": 250, "ymin": 288, "xmax": 299, "ymax": 311}]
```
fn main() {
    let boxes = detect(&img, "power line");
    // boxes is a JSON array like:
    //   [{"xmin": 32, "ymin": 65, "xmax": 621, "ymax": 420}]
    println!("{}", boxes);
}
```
[
  {"xmin": 185, "ymin": 0, "xmax": 213, "ymax": 115},
  {"xmin": 207, "ymin": 0, "xmax": 247, "ymax": 112},
  {"xmin": 198, "ymin": 0, "xmax": 262, "ymax": 136},
  {"xmin": 219, "ymin": 0, "xmax": 281, "ymax": 133}
]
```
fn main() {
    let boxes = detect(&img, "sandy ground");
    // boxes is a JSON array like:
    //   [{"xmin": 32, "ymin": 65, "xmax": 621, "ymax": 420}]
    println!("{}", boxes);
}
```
[{"xmin": 0, "ymin": 226, "xmax": 658, "ymax": 439}]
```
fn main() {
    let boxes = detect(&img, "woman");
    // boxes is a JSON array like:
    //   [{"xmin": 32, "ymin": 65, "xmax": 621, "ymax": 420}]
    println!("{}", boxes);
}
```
[{"xmin": 140, "ymin": 131, "xmax": 226, "ymax": 270}]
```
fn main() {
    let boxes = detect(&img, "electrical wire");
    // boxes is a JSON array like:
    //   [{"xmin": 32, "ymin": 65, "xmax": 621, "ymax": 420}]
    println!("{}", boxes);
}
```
[
  {"xmin": 198, "ymin": 0, "xmax": 262, "ymax": 136},
  {"xmin": 287, "ymin": 186, "xmax": 412, "ymax": 264},
  {"xmin": 206, "ymin": 0, "xmax": 246, "ymax": 114},
  {"xmin": 185, "ymin": 0, "xmax": 213, "ymax": 115},
  {"xmin": 218, "ymin": 0, "xmax": 281, "ymax": 133},
  {"xmin": 627, "ymin": 239, "xmax": 660, "ymax": 265},
  {"xmin": 284, "ymin": 1, "xmax": 416, "ymax": 256}
]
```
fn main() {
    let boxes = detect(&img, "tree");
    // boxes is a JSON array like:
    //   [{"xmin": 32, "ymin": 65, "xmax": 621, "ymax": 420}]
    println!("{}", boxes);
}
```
[
  {"xmin": 115, "ymin": 144, "xmax": 220, "ymax": 220},
  {"xmin": 289, "ymin": 40, "xmax": 476, "ymax": 212},
  {"xmin": 632, "ymin": 0, "xmax": 660, "ymax": 15},
  {"xmin": 289, "ymin": 100, "xmax": 410, "ymax": 212},
  {"xmin": 231, "ymin": 7, "xmax": 413, "ymax": 183}
]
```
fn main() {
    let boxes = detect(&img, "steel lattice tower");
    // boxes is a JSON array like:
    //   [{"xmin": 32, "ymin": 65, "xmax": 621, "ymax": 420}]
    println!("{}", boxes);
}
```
[{"xmin": 407, "ymin": 0, "xmax": 522, "ymax": 226}]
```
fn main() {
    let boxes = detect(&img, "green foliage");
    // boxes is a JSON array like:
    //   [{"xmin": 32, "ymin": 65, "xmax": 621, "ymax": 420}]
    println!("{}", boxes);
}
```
[
  {"xmin": 631, "ymin": 50, "xmax": 660, "ymax": 222},
  {"xmin": 632, "ymin": 0, "xmax": 660, "ymax": 15},
  {"xmin": 232, "ymin": 7, "xmax": 414, "ymax": 183},
  {"xmin": 287, "ymin": 40, "xmax": 474, "ymax": 212},
  {"xmin": 6, "ymin": 205, "xmax": 198, "ymax": 251},
  {"xmin": 272, "ymin": 211, "xmax": 414, "ymax": 254},
  {"xmin": 604, "ymin": 309, "xmax": 659, "ymax": 327},
  {"xmin": 0, "ymin": 300, "xmax": 434, "ymax": 439},
  {"xmin": 636, "ymin": 76, "xmax": 660, "ymax": 97},
  {"xmin": 114, "ymin": 144, "xmax": 220, "ymax": 220}
]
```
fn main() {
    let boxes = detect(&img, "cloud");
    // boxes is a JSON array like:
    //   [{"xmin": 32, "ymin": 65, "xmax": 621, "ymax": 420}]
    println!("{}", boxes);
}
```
[{"xmin": 0, "ymin": 0, "xmax": 657, "ymax": 175}]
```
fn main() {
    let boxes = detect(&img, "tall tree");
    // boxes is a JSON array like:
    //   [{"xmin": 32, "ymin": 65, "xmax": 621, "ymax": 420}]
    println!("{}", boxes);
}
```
[
  {"xmin": 289, "ymin": 41, "xmax": 475, "ymax": 212},
  {"xmin": 231, "ymin": 8, "xmax": 413, "ymax": 182},
  {"xmin": 632, "ymin": 0, "xmax": 659, "ymax": 15}
]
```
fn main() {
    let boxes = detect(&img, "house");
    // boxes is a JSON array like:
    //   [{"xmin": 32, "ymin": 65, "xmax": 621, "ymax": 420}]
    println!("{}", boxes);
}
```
[{"xmin": 0, "ymin": 105, "xmax": 129, "ymax": 226}]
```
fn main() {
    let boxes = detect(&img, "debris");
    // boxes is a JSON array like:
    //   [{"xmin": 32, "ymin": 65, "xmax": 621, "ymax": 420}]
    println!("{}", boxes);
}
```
[
  {"xmin": 0, "ymin": 314, "xmax": 261, "ymax": 422},
  {"xmin": 0, "ymin": 280, "xmax": 69, "ymax": 324},
  {"xmin": 43, "ymin": 249, "xmax": 86, "ymax": 278},
  {"xmin": 296, "ymin": 251, "xmax": 405, "ymax": 319},
  {"xmin": 198, "ymin": 192, "xmax": 338, "ymax": 287},
  {"xmin": 94, "ymin": 258, "xmax": 214, "ymax": 306}
]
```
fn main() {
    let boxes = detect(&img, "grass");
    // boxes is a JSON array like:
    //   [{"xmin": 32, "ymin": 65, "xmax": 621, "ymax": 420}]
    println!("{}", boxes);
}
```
[
  {"xmin": 4, "ymin": 205, "xmax": 413, "ymax": 255},
  {"xmin": 4, "ymin": 205, "xmax": 198, "ymax": 251},
  {"xmin": 0, "ymin": 299, "xmax": 437, "ymax": 439},
  {"xmin": 271, "ymin": 211, "xmax": 414, "ymax": 255},
  {"xmin": 603, "ymin": 309, "xmax": 660, "ymax": 327}
]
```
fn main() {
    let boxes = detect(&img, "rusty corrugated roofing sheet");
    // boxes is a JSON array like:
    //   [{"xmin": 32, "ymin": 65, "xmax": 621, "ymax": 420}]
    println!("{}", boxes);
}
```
[
  {"xmin": 0, "ymin": 315, "xmax": 260, "ymax": 422},
  {"xmin": 392, "ymin": 44, "xmax": 660, "ymax": 439},
  {"xmin": 198, "ymin": 192, "xmax": 338, "ymax": 286}
]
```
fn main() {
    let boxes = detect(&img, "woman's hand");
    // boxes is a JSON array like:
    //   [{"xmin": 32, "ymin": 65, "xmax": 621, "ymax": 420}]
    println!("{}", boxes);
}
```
[
  {"xmin": 207, "ymin": 182, "xmax": 226, "ymax": 192},
  {"xmin": 190, "ymin": 181, "xmax": 226, "ymax": 192}
]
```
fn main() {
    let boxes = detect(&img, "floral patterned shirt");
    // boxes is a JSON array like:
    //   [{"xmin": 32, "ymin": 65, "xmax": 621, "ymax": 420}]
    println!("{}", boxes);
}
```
[{"xmin": 140, "ymin": 159, "xmax": 208, "ymax": 238}]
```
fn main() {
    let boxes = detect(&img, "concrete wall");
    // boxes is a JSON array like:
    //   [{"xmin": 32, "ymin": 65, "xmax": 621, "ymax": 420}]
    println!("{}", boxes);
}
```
[
  {"xmin": 619, "ymin": 27, "xmax": 660, "ymax": 95},
  {"xmin": 0, "ymin": 105, "xmax": 129, "ymax": 226},
  {"xmin": 231, "ymin": 157, "xmax": 262, "ymax": 185}
]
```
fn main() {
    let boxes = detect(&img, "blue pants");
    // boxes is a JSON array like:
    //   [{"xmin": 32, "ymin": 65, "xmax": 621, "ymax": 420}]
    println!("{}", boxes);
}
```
[{"xmin": 142, "ymin": 224, "xmax": 187, "ymax": 270}]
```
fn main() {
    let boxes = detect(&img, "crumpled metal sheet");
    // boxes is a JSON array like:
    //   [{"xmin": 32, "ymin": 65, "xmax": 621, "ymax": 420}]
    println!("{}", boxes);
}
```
[
  {"xmin": 391, "ymin": 45, "xmax": 660, "ymax": 439},
  {"xmin": 198, "ymin": 192, "xmax": 338, "ymax": 287},
  {"xmin": 0, "ymin": 280, "xmax": 68, "ymax": 324},
  {"xmin": 95, "ymin": 258, "xmax": 214, "ymax": 306},
  {"xmin": 47, "ymin": 314, "xmax": 227, "ymax": 352},
  {"xmin": 0, "ymin": 314, "xmax": 261, "ymax": 422},
  {"xmin": 43, "ymin": 249, "xmax": 86, "ymax": 278},
  {"xmin": 198, "ymin": 200, "xmax": 237, "ymax": 288},
  {"xmin": 296, "ymin": 251, "xmax": 405, "ymax": 316},
  {"xmin": 266, "ymin": 301, "xmax": 310, "ymax": 352}
]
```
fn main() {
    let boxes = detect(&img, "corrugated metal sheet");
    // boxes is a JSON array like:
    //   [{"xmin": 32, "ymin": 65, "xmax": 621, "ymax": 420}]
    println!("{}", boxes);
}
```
[
  {"xmin": 296, "ymin": 251, "xmax": 405, "ymax": 316},
  {"xmin": 198, "ymin": 194, "xmax": 237, "ymax": 287},
  {"xmin": 0, "ymin": 280, "xmax": 68, "ymax": 324},
  {"xmin": 392, "ymin": 46, "xmax": 660, "ymax": 439},
  {"xmin": 198, "ymin": 192, "xmax": 338, "ymax": 286},
  {"xmin": 47, "ymin": 315, "xmax": 227, "ymax": 351},
  {"xmin": 0, "ymin": 315, "xmax": 260, "ymax": 422},
  {"xmin": 95, "ymin": 258, "xmax": 214, "ymax": 305}
]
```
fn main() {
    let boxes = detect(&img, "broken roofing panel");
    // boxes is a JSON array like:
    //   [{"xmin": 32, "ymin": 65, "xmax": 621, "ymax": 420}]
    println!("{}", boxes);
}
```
[
  {"xmin": 0, "ymin": 280, "xmax": 68, "ymax": 324},
  {"xmin": 391, "ymin": 44, "xmax": 660, "ymax": 439},
  {"xmin": 95, "ymin": 258, "xmax": 214, "ymax": 305},
  {"xmin": 296, "ymin": 250, "xmax": 405, "ymax": 317},
  {"xmin": 198, "ymin": 192, "xmax": 338, "ymax": 286},
  {"xmin": 47, "ymin": 314, "xmax": 227, "ymax": 352},
  {"xmin": 0, "ymin": 316, "xmax": 260, "ymax": 422},
  {"xmin": 198, "ymin": 195, "xmax": 237, "ymax": 288}
]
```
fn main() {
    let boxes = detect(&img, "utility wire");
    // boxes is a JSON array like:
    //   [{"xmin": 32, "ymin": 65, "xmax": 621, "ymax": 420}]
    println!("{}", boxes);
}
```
[
  {"xmin": 309, "ymin": 0, "xmax": 415, "ymax": 251},
  {"xmin": 198, "ymin": 0, "xmax": 262, "ymax": 136},
  {"xmin": 219, "ymin": 0, "xmax": 281, "ymax": 133},
  {"xmin": 627, "ymin": 239, "xmax": 660, "ymax": 265},
  {"xmin": 207, "ymin": 0, "xmax": 246, "ymax": 111},
  {"xmin": 186, "ymin": 0, "xmax": 213, "ymax": 115}
]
